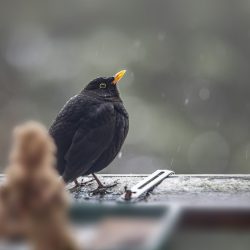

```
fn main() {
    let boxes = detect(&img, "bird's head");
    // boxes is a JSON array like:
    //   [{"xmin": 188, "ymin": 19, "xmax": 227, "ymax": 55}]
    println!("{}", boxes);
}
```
[{"xmin": 83, "ymin": 70, "xmax": 126, "ymax": 99}]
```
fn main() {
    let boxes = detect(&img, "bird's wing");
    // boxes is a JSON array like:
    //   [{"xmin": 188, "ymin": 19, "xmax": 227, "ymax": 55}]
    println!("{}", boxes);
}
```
[
  {"xmin": 49, "ymin": 95, "xmax": 84, "ymax": 175},
  {"xmin": 62, "ymin": 103, "xmax": 116, "ymax": 182}
]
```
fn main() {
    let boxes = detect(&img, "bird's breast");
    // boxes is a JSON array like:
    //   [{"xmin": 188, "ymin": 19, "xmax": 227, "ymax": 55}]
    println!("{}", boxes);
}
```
[{"xmin": 86, "ymin": 104, "xmax": 129, "ymax": 174}]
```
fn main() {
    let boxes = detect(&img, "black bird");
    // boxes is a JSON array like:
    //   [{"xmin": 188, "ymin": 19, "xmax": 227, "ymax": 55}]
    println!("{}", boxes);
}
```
[{"xmin": 49, "ymin": 70, "xmax": 129, "ymax": 191}]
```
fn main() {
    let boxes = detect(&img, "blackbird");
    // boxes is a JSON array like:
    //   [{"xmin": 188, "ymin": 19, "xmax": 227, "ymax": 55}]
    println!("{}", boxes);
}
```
[{"xmin": 49, "ymin": 70, "xmax": 129, "ymax": 191}]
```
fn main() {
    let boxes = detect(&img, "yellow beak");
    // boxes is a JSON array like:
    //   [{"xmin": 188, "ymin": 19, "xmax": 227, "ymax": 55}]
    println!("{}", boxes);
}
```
[{"xmin": 112, "ymin": 70, "xmax": 126, "ymax": 84}]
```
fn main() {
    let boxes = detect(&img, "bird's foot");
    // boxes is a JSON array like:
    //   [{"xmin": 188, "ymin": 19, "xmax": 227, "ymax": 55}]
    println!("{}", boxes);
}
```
[
  {"xmin": 68, "ymin": 179, "xmax": 95, "ymax": 193},
  {"xmin": 91, "ymin": 182, "xmax": 118, "ymax": 195}
]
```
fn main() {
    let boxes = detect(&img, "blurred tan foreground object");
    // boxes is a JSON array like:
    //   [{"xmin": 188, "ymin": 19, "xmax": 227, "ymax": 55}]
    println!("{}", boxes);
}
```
[{"xmin": 0, "ymin": 121, "xmax": 79, "ymax": 250}]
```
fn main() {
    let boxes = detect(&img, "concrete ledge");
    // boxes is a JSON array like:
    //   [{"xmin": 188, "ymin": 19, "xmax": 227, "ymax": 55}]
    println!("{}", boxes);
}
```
[{"xmin": 64, "ymin": 174, "xmax": 250, "ymax": 205}]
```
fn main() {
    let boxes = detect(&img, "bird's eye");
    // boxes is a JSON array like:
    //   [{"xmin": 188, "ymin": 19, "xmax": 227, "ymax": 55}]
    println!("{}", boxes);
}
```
[{"xmin": 99, "ymin": 83, "xmax": 107, "ymax": 89}]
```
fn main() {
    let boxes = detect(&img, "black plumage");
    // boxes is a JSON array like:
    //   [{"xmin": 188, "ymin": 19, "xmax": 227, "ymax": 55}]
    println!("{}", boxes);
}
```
[{"xmin": 49, "ymin": 71, "xmax": 129, "ymax": 185}]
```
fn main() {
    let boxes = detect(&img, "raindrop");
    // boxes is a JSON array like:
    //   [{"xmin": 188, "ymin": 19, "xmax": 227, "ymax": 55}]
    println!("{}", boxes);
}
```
[
  {"xmin": 118, "ymin": 152, "xmax": 123, "ymax": 159},
  {"xmin": 170, "ymin": 158, "xmax": 174, "ymax": 167},
  {"xmin": 199, "ymin": 88, "xmax": 210, "ymax": 101},
  {"xmin": 184, "ymin": 98, "xmax": 189, "ymax": 105}
]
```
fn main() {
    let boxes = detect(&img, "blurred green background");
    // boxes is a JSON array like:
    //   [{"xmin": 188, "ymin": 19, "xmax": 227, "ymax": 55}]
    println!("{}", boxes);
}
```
[{"xmin": 1, "ymin": 0, "xmax": 250, "ymax": 174}]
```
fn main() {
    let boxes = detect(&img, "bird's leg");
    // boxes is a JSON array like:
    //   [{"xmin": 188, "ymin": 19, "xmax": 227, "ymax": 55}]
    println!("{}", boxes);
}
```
[
  {"xmin": 91, "ymin": 173, "xmax": 117, "ymax": 195},
  {"xmin": 92, "ymin": 173, "xmax": 105, "ymax": 188},
  {"xmin": 68, "ymin": 180, "xmax": 80, "ymax": 193},
  {"xmin": 75, "ymin": 179, "xmax": 80, "ymax": 186}
]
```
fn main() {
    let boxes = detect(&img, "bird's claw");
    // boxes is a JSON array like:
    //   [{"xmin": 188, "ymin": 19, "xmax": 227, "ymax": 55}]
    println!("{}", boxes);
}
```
[
  {"xmin": 91, "ymin": 182, "xmax": 118, "ymax": 195},
  {"xmin": 68, "ymin": 179, "xmax": 95, "ymax": 193}
]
